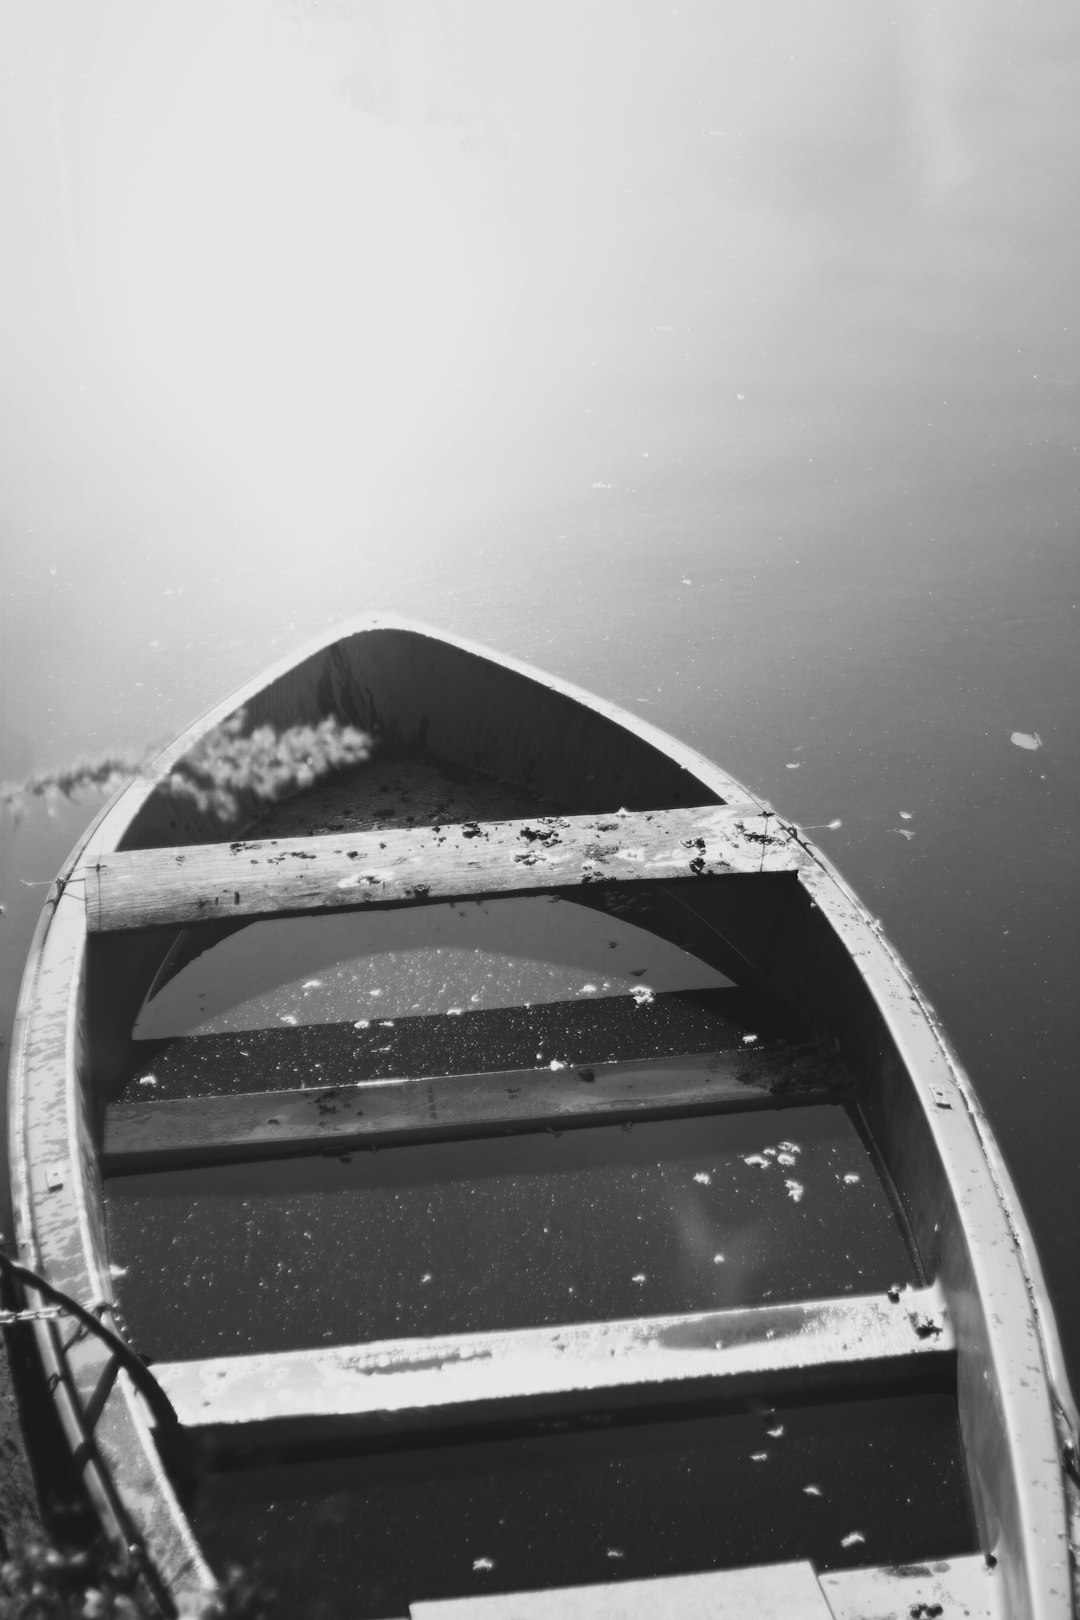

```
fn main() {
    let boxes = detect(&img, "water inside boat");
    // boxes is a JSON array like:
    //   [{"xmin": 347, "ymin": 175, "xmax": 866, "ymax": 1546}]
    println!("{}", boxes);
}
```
[{"xmin": 93, "ymin": 754, "xmax": 978, "ymax": 1613}]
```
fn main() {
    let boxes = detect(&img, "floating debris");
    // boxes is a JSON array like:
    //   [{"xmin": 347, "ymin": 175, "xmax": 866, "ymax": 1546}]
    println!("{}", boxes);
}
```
[
  {"xmin": 354, "ymin": 1020, "xmax": 371, "ymax": 1029},
  {"xmin": 843, "ymin": 1172, "xmax": 861, "ymax": 1185},
  {"xmin": 743, "ymin": 1154, "xmax": 770, "ymax": 1170},
  {"xmin": 278, "ymin": 1014, "xmax": 298, "ymax": 1026},
  {"xmin": 630, "ymin": 985, "xmax": 655, "ymax": 1007},
  {"xmin": 750, "ymin": 1451, "xmax": 769, "ymax": 1462},
  {"xmin": 899, "ymin": 811, "xmax": 913, "ymax": 820},
  {"xmin": 578, "ymin": 982, "xmax": 598, "ymax": 994},
  {"xmin": 606, "ymin": 1548, "xmax": 625, "ymax": 1560},
  {"xmin": 1011, "ymin": 731, "xmax": 1042, "ymax": 751},
  {"xmin": 301, "ymin": 979, "xmax": 323, "ymax": 990},
  {"xmin": 786, "ymin": 762, "xmax": 800, "ymax": 769},
  {"xmin": 138, "ymin": 1075, "xmax": 158, "ymax": 1088},
  {"xmin": 840, "ymin": 1531, "xmax": 865, "ymax": 1548},
  {"xmin": 803, "ymin": 1484, "xmax": 823, "ymax": 1497},
  {"xmin": 778, "ymin": 1141, "xmax": 800, "ymax": 1154},
  {"xmin": 472, "ymin": 1557, "xmax": 495, "ymax": 1572},
  {"xmin": 784, "ymin": 1179, "xmax": 805, "ymax": 1203},
  {"xmin": 549, "ymin": 1059, "xmax": 567, "ymax": 1071},
  {"xmin": 713, "ymin": 1253, "xmax": 725, "ymax": 1264},
  {"xmin": 766, "ymin": 1423, "xmax": 785, "ymax": 1438},
  {"xmin": 776, "ymin": 1152, "xmax": 797, "ymax": 1167},
  {"xmin": 631, "ymin": 1273, "xmax": 647, "ymax": 1285},
  {"xmin": 742, "ymin": 1033, "xmax": 759, "ymax": 1044},
  {"xmin": 693, "ymin": 1171, "xmax": 712, "ymax": 1185}
]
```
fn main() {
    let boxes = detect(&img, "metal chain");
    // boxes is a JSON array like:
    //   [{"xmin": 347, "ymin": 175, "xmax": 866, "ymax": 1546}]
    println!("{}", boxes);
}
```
[{"xmin": 0, "ymin": 1305, "xmax": 65, "ymax": 1323}]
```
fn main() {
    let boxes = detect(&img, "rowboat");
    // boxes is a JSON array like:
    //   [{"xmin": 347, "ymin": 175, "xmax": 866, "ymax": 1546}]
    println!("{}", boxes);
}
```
[{"xmin": 7, "ymin": 614, "xmax": 1079, "ymax": 1619}]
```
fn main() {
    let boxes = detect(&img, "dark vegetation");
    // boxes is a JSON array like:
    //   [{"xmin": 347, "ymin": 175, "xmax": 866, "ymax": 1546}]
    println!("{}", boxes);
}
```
[{"xmin": 0, "ymin": 1538, "xmax": 270, "ymax": 1619}]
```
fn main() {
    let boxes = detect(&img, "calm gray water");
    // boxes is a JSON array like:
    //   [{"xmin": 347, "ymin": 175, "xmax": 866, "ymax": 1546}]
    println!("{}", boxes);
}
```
[{"xmin": 2, "ymin": 0, "xmax": 1079, "ymax": 1433}]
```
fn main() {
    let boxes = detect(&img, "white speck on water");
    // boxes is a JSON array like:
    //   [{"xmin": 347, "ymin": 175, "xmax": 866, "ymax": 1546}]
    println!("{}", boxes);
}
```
[
  {"xmin": 843, "ymin": 1172, "xmax": 861, "ymax": 1185},
  {"xmin": 606, "ymin": 1548, "xmax": 625, "ymax": 1560},
  {"xmin": 750, "ymin": 1451, "xmax": 768, "ymax": 1462},
  {"xmin": 138, "ymin": 1075, "xmax": 158, "ymax": 1087},
  {"xmin": 354, "ymin": 1020, "xmax": 370, "ymax": 1029},
  {"xmin": 301, "ymin": 979, "xmax": 323, "ymax": 990},
  {"xmin": 630, "ymin": 985, "xmax": 655, "ymax": 1006},
  {"xmin": 766, "ymin": 1423, "xmax": 785, "ymax": 1438},
  {"xmin": 549, "ymin": 1059, "xmax": 567, "ymax": 1071},
  {"xmin": 786, "ymin": 762, "xmax": 800, "ymax": 769},
  {"xmin": 743, "ymin": 1154, "xmax": 770, "ymax": 1169},
  {"xmin": 579, "ymin": 983, "xmax": 598, "ymax": 994},
  {"xmin": 785, "ymin": 1179, "xmax": 805, "ymax": 1202},
  {"xmin": 682, "ymin": 576, "xmax": 692, "ymax": 585},
  {"xmin": 472, "ymin": 1558, "xmax": 495, "ymax": 1572},
  {"xmin": 1011, "ymin": 731, "xmax": 1042, "ymax": 750},
  {"xmin": 899, "ymin": 811, "xmax": 913, "ymax": 820},
  {"xmin": 693, "ymin": 1171, "xmax": 711, "ymax": 1185},
  {"xmin": 420, "ymin": 1272, "xmax": 432, "ymax": 1284},
  {"xmin": 369, "ymin": 988, "xmax": 383, "ymax": 997},
  {"xmin": 804, "ymin": 1484, "xmax": 823, "ymax": 1497},
  {"xmin": 381, "ymin": 1020, "xmax": 395, "ymax": 1027},
  {"xmin": 840, "ymin": 1532, "xmax": 865, "ymax": 1548},
  {"xmin": 631, "ymin": 1272, "xmax": 647, "ymax": 1284},
  {"xmin": 713, "ymin": 1253, "xmax": 725, "ymax": 1264},
  {"xmin": 278, "ymin": 1014, "xmax": 298, "ymax": 1025},
  {"xmin": 776, "ymin": 1152, "xmax": 797, "ymax": 1167},
  {"xmin": 108, "ymin": 1263, "xmax": 129, "ymax": 1278},
  {"xmin": 447, "ymin": 1008, "xmax": 464, "ymax": 1016},
  {"xmin": 742, "ymin": 1033, "xmax": 758, "ymax": 1044}
]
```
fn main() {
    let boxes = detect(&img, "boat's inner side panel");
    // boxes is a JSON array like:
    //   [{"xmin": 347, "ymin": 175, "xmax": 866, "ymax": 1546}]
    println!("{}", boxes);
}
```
[{"xmin": 188, "ymin": 1391, "xmax": 977, "ymax": 1620}]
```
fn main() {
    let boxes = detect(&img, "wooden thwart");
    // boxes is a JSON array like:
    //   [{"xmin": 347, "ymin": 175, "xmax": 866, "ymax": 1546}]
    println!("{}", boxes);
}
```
[
  {"xmin": 85, "ymin": 805, "xmax": 802, "ymax": 934},
  {"xmin": 102, "ymin": 1044, "xmax": 850, "ymax": 1171},
  {"xmin": 411, "ymin": 1556, "xmax": 1002, "ymax": 1620},
  {"xmin": 155, "ymin": 1285, "xmax": 954, "ymax": 1447}
]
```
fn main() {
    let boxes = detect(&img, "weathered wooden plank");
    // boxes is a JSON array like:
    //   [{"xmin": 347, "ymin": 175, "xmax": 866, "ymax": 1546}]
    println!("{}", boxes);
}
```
[
  {"xmin": 102, "ymin": 1043, "xmax": 851, "ymax": 1171},
  {"xmin": 155, "ymin": 1285, "xmax": 954, "ymax": 1447},
  {"xmin": 85, "ymin": 805, "xmax": 801, "ymax": 934},
  {"xmin": 412, "ymin": 1562, "xmax": 835, "ymax": 1619},
  {"xmin": 410, "ymin": 1555, "xmax": 1004, "ymax": 1620}
]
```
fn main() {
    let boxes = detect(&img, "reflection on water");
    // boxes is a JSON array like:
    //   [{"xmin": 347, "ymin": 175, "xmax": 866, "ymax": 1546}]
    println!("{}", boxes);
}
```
[
  {"xmin": 134, "ymin": 896, "xmax": 732, "ymax": 1037},
  {"xmin": 193, "ymin": 1392, "xmax": 974, "ymax": 1620},
  {"xmin": 104, "ymin": 1105, "xmax": 916, "ymax": 1359}
]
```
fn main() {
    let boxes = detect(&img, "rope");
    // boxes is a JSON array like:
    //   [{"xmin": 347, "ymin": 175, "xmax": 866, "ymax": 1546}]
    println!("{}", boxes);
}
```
[{"xmin": 0, "ymin": 1248, "xmax": 182, "ymax": 1437}]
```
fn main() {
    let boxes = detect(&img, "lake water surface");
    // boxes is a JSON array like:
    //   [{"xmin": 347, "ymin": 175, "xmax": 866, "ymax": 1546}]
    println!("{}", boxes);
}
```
[{"xmin": 2, "ymin": 0, "xmax": 1079, "ymax": 1469}]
